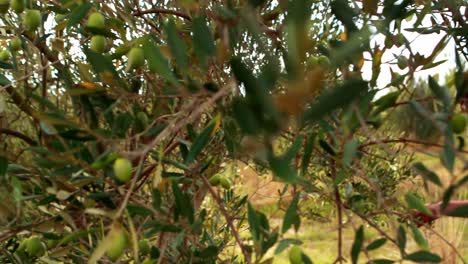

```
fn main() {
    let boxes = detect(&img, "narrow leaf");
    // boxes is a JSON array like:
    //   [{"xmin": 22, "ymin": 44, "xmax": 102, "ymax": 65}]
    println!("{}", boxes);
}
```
[
  {"xmin": 351, "ymin": 226, "xmax": 364, "ymax": 264},
  {"xmin": 405, "ymin": 251, "xmax": 442, "ymax": 262},
  {"xmin": 405, "ymin": 193, "xmax": 432, "ymax": 215},
  {"xmin": 412, "ymin": 162, "xmax": 442, "ymax": 186}
]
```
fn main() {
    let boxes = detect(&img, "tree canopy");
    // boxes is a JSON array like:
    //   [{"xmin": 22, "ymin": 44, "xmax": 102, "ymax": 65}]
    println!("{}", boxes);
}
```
[{"xmin": 0, "ymin": 0, "xmax": 467, "ymax": 263}]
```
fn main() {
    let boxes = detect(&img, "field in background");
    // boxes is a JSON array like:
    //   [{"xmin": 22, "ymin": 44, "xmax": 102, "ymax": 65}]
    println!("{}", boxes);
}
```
[{"xmin": 232, "ymin": 150, "xmax": 468, "ymax": 263}]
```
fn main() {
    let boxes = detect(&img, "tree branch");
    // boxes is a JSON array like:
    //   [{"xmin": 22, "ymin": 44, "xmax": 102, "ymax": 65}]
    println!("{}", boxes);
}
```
[
  {"xmin": 133, "ymin": 8, "xmax": 191, "ymax": 21},
  {"xmin": 0, "ymin": 128, "xmax": 38, "ymax": 146}
]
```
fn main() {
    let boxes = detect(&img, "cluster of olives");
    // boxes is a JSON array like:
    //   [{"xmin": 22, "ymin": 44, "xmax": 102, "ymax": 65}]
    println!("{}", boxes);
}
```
[
  {"xmin": 0, "ymin": 0, "xmax": 41, "ymax": 61},
  {"xmin": 208, "ymin": 174, "xmax": 232, "ymax": 189},
  {"xmin": 87, "ymin": 12, "xmax": 107, "ymax": 53},
  {"xmin": 86, "ymin": 11, "xmax": 144, "ymax": 71}
]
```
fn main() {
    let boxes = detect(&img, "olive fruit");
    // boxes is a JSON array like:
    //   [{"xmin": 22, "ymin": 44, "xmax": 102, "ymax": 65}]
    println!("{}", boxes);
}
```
[
  {"xmin": 0, "ymin": 50, "xmax": 10, "ymax": 61},
  {"xmin": 0, "ymin": 0, "xmax": 9, "ymax": 14},
  {"xmin": 317, "ymin": 55, "xmax": 330, "ymax": 67},
  {"xmin": 10, "ymin": 0, "xmax": 24, "ymax": 13},
  {"xmin": 451, "ymin": 113, "xmax": 467, "ymax": 134},
  {"xmin": 87, "ymin": 12, "xmax": 105, "ymax": 30},
  {"xmin": 138, "ymin": 239, "xmax": 150, "ymax": 255},
  {"xmin": 25, "ymin": 236, "xmax": 46, "ymax": 257},
  {"xmin": 9, "ymin": 37, "xmax": 21, "ymax": 51},
  {"xmin": 289, "ymin": 246, "xmax": 304, "ymax": 264},
  {"xmin": 106, "ymin": 225, "xmax": 128, "ymax": 261},
  {"xmin": 113, "ymin": 158, "xmax": 132, "ymax": 183},
  {"xmin": 90, "ymin": 35, "xmax": 107, "ymax": 53},
  {"xmin": 23, "ymin": 9, "xmax": 41, "ymax": 31},
  {"xmin": 208, "ymin": 175, "xmax": 221, "ymax": 186},
  {"xmin": 126, "ymin": 47, "xmax": 145, "ymax": 70},
  {"xmin": 219, "ymin": 177, "xmax": 232, "ymax": 190},
  {"xmin": 141, "ymin": 258, "xmax": 156, "ymax": 264}
]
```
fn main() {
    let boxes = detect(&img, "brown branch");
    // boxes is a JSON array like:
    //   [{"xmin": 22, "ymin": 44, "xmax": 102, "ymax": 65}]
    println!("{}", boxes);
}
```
[
  {"xmin": 0, "ymin": 129, "xmax": 38, "ymax": 146},
  {"xmin": 359, "ymin": 138, "xmax": 468, "ymax": 154},
  {"xmin": 133, "ymin": 8, "xmax": 191, "ymax": 21},
  {"xmin": 201, "ymin": 175, "xmax": 251, "ymax": 264}
]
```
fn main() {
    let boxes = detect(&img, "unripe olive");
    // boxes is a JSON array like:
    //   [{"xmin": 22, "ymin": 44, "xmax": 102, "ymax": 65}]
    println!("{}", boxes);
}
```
[
  {"xmin": 26, "ymin": 236, "xmax": 46, "ymax": 257},
  {"xmin": 55, "ymin": 13, "xmax": 66, "ymax": 23},
  {"xmin": 137, "ymin": 111, "xmax": 149, "ymax": 126},
  {"xmin": 208, "ymin": 175, "xmax": 221, "ymax": 186},
  {"xmin": 90, "ymin": 35, "xmax": 107, "ymax": 53},
  {"xmin": 138, "ymin": 239, "xmax": 150, "ymax": 255},
  {"xmin": 141, "ymin": 258, "xmax": 156, "ymax": 264},
  {"xmin": 451, "ymin": 113, "xmax": 466, "ymax": 134},
  {"xmin": 0, "ymin": 50, "xmax": 10, "ymax": 61},
  {"xmin": 106, "ymin": 226, "xmax": 128, "ymax": 261},
  {"xmin": 306, "ymin": 56, "xmax": 318, "ymax": 67},
  {"xmin": 113, "ymin": 158, "xmax": 132, "ymax": 183},
  {"xmin": 126, "ymin": 47, "xmax": 145, "ymax": 70},
  {"xmin": 87, "ymin": 12, "xmax": 105, "ymax": 30},
  {"xmin": 10, "ymin": 0, "xmax": 24, "ymax": 13},
  {"xmin": 317, "ymin": 55, "xmax": 330, "ymax": 67},
  {"xmin": 0, "ymin": 0, "xmax": 9, "ymax": 14},
  {"xmin": 23, "ymin": 9, "xmax": 41, "ymax": 31},
  {"xmin": 219, "ymin": 177, "xmax": 232, "ymax": 190},
  {"xmin": 9, "ymin": 37, "xmax": 21, "ymax": 51},
  {"xmin": 289, "ymin": 246, "xmax": 304, "ymax": 264}
]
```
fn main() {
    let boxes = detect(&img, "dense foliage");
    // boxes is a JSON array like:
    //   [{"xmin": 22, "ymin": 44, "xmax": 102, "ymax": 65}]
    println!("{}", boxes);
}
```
[{"xmin": 0, "ymin": 0, "xmax": 466, "ymax": 263}]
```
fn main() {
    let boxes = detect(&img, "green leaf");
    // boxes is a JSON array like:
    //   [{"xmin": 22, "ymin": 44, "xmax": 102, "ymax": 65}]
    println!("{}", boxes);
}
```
[
  {"xmin": 397, "ymin": 225, "xmax": 406, "ymax": 256},
  {"xmin": 351, "ymin": 225, "xmax": 364, "ymax": 264},
  {"xmin": 143, "ymin": 39, "xmax": 180, "ymax": 86},
  {"xmin": 67, "ymin": 2, "xmax": 92, "ymax": 29},
  {"xmin": 282, "ymin": 194, "xmax": 300, "ymax": 233},
  {"xmin": 318, "ymin": 139, "xmax": 336, "ymax": 156},
  {"xmin": 405, "ymin": 193, "xmax": 432, "ymax": 215},
  {"xmin": 268, "ymin": 151, "xmax": 298, "ymax": 183},
  {"xmin": 192, "ymin": 16, "xmax": 216, "ymax": 66},
  {"xmin": 83, "ymin": 48, "xmax": 118, "ymax": 76},
  {"xmin": 172, "ymin": 181, "xmax": 194, "ymax": 224},
  {"xmin": 440, "ymin": 129, "xmax": 455, "ymax": 173},
  {"xmin": 428, "ymin": 76, "xmax": 451, "ymax": 111},
  {"xmin": 410, "ymin": 224, "xmax": 429, "ymax": 250},
  {"xmin": 166, "ymin": 19, "xmax": 188, "ymax": 69},
  {"xmin": 412, "ymin": 162, "xmax": 442, "ymax": 186},
  {"xmin": 248, "ymin": 203, "xmax": 260, "ymax": 241},
  {"xmin": 343, "ymin": 139, "xmax": 358, "ymax": 166},
  {"xmin": 331, "ymin": 0, "xmax": 358, "ymax": 32},
  {"xmin": 127, "ymin": 203, "xmax": 153, "ymax": 217},
  {"xmin": 367, "ymin": 259, "xmax": 394, "ymax": 264},
  {"xmin": 366, "ymin": 238, "xmax": 387, "ymax": 251},
  {"xmin": 185, "ymin": 118, "xmax": 217, "ymax": 164},
  {"xmin": 0, "ymin": 156, "xmax": 7, "ymax": 179},
  {"xmin": 404, "ymin": 251, "xmax": 442, "ymax": 263},
  {"xmin": 283, "ymin": 136, "xmax": 304, "ymax": 162},
  {"xmin": 300, "ymin": 133, "xmax": 315, "ymax": 176},
  {"xmin": 0, "ymin": 73, "xmax": 11, "ymax": 86},
  {"xmin": 445, "ymin": 204, "xmax": 468, "ymax": 217},
  {"xmin": 274, "ymin": 239, "xmax": 302, "ymax": 255},
  {"xmin": 302, "ymin": 79, "xmax": 368, "ymax": 126},
  {"xmin": 372, "ymin": 91, "xmax": 401, "ymax": 115}
]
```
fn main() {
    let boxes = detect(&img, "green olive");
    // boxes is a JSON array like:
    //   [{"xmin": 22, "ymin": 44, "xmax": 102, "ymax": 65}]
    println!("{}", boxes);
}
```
[
  {"xmin": 126, "ymin": 47, "xmax": 145, "ymax": 70},
  {"xmin": 25, "ymin": 236, "xmax": 46, "ymax": 257},
  {"xmin": 10, "ymin": 37, "xmax": 22, "ymax": 51},
  {"xmin": 451, "ymin": 113, "xmax": 467, "ymax": 134},
  {"xmin": 138, "ymin": 239, "xmax": 150, "ymax": 255},
  {"xmin": 87, "ymin": 12, "xmax": 105, "ymax": 30},
  {"xmin": 317, "ymin": 55, "xmax": 330, "ymax": 67},
  {"xmin": 10, "ymin": 0, "xmax": 24, "ymax": 13},
  {"xmin": 208, "ymin": 175, "xmax": 221, "ymax": 186},
  {"xmin": 23, "ymin": 9, "xmax": 41, "ymax": 31},
  {"xmin": 106, "ymin": 226, "xmax": 128, "ymax": 261},
  {"xmin": 0, "ymin": 50, "xmax": 10, "ymax": 61},
  {"xmin": 113, "ymin": 158, "xmax": 133, "ymax": 183},
  {"xmin": 289, "ymin": 246, "xmax": 304, "ymax": 264},
  {"xmin": 0, "ymin": 0, "xmax": 10, "ymax": 14},
  {"xmin": 90, "ymin": 35, "xmax": 107, "ymax": 53},
  {"xmin": 219, "ymin": 177, "xmax": 232, "ymax": 190}
]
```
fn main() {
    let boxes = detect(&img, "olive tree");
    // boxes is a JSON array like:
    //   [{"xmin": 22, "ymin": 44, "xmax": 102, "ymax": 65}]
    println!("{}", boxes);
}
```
[{"xmin": 0, "ymin": 0, "xmax": 466, "ymax": 263}]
